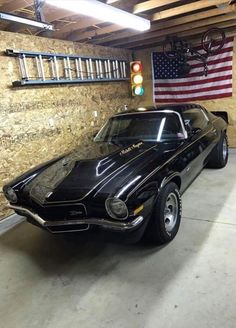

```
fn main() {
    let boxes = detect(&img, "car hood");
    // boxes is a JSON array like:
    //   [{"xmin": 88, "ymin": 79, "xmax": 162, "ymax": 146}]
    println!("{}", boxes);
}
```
[{"xmin": 24, "ymin": 139, "xmax": 178, "ymax": 204}]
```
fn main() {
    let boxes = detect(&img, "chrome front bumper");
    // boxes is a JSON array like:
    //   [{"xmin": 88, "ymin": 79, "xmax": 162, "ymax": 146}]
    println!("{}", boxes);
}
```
[{"xmin": 9, "ymin": 205, "xmax": 144, "ymax": 233}]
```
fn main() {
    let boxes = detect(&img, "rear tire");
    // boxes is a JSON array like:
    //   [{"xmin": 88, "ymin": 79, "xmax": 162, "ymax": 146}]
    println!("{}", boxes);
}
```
[
  {"xmin": 207, "ymin": 132, "xmax": 228, "ymax": 168},
  {"xmin": 144, "ymin": 182, "xmax": 182, "ymax": 245}
]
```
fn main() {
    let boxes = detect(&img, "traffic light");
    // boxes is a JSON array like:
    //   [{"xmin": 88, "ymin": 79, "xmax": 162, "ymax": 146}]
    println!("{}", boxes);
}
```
[{"xmin": 130, "ymin": 61, "xmax": 144, "ymax": 96}]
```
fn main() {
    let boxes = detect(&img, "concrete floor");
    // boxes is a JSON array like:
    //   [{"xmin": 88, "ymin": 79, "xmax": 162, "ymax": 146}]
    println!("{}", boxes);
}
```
[{"xmin": 1, "ymin": 151, "xmax": 236, "ymax": 328}]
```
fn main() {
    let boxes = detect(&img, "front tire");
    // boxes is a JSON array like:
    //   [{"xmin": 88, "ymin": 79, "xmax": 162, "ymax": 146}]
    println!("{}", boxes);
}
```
[
  {"xmin": 201, "ymin": 28, "xmax": 225, "ymax": 54},
  {"xmin": 144, "ymin": 182, "xmax": 182, "ymax": 245},
  {"xmin": 207, "ymin": 132, "xmax": 228, "ymax": 168}
]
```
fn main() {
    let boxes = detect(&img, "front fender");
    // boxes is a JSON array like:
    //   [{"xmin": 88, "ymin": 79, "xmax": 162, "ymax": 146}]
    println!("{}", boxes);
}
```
[{"xmin": 3, "ymin": 154, "xmax": 66, "ymax": 193}]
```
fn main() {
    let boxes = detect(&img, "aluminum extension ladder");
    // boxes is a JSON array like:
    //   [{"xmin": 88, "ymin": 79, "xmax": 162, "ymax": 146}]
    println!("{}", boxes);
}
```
[{"xmin": 6, "ymin": 49, "xmax": 128, "ymax": 86}]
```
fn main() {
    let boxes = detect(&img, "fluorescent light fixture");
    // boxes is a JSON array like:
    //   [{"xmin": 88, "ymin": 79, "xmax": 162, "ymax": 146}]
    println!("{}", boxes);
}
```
[
  {"xmin": 46, "ymin": 0, "xmax": 151, "ymax": 31},
  {"xmin": 0, "ymin": 12, "xmax": 54, "ymax": 30}
]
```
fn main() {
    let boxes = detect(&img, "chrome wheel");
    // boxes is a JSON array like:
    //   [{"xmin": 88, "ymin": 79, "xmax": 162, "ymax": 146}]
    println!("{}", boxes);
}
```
[
  {"xmin": 164, "ymin": 192, "xmax": 179, "ymax": 233},
  {"xmin": 223, "ymin": 138, "xmax": 228, "ymax": 162}
]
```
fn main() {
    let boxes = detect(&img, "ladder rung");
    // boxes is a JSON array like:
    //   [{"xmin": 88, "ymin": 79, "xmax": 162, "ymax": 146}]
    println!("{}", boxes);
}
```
[
  {"xmin": 19, "ymin": 54, "xmax": 29, "ymax": 80},
  {"xmin": 50, "ymin": 57, "xmax": 56, "ymax": 80},
  {"xmin": 39, "ymin": 55, "xmax": 45, "ymax": 80},
  {"xmin": 79, "ymin": 58, "xmax": 83, "ymax": 80},
  {"xmin": 75, "ymin": 58, "xmax": 80, "ymax": 79},
  {"xmin": 54, "ymin": 56, "xmax": 59, "ymax": 80},
  {"xmin": 104, "ymin": 61, "xmax": 108, "ymax": 78},
  {"xmin": 99, "ymin": 60, "xmax": 103, "ymax": 79},
  {"xmin": 89, "ymin": 58, "xmax": 94, "ymax": 80},
  {"xmin": 95, "ymin": 60, "xmax": 99, "ymax": 79},
  {"xmin": 85, "ymin": 59, "xmax": 90, "ymax": 79}
]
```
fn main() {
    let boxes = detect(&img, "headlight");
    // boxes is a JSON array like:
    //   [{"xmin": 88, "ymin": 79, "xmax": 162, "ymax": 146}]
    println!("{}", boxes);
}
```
[
  {"xmin": 3, "ymin": 187, "xmax": 18, "ymax": 203},
  {"xmin": 105, "ymin": 198, "xmax": 128, "ymax": 220}
]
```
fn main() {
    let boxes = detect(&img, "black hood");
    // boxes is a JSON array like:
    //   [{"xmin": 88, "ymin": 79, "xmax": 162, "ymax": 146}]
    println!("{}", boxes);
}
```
[{"xmin": 25, "ymin": 139, "xmax": 160, "ymax": 204}]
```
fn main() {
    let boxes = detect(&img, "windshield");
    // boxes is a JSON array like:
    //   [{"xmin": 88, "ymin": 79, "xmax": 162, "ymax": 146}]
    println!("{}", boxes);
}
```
[{"xmin": 95, "ymin": 112, "xmax": 186, "ymax": 144}]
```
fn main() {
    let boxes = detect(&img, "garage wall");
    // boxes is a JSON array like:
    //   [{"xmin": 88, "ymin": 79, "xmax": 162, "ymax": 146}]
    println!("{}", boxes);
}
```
[
  {"xmin": 0, "ymin": 31, "xmax": 141, "ymax": 219},
  {"xmin": 135, "ymin": 40, "xmax": 236, "ymax": 148}
]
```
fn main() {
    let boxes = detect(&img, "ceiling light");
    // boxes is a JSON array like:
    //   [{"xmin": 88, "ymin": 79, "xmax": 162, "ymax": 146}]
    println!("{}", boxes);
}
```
[
  {"xmin": 0, "ymin": 12, "xmax": 53, "ymax": 30},
  {"xmin": 46, "ymin": 0, "xmax": 150, "ymax": 31}
]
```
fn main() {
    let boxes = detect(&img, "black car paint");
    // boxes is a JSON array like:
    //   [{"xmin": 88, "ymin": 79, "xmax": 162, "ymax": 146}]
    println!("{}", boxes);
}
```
[{"xmin": 3, "ymin": 104, "xmax": 227, "ymax": 241}]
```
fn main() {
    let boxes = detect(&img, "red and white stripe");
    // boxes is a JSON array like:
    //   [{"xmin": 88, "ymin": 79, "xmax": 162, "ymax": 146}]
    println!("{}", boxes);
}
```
[{"xmin": 153, "ymin": 37, "xmax": 234, "ymax": 103}]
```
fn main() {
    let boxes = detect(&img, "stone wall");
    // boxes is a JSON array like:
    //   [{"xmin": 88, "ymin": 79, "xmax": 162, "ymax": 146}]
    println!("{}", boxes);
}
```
[
  {"xmin": 0, "ymin": 31, "xmax": 142, "ymax": 219},
  {"xmin": 135, "ymin": 40, "xmax": 236, "ymax": 147}
]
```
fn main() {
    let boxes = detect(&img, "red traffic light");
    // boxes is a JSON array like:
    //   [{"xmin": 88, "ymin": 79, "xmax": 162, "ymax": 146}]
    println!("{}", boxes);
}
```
[{"xmin": 131, "ymin": 62, "xmax": 142, "ymax": 73}]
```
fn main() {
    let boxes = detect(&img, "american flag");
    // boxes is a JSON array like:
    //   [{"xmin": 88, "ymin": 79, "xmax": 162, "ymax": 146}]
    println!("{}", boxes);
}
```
[{"xmin": 152, "ymin": 37, "xmax": 234, "ymax": 103}]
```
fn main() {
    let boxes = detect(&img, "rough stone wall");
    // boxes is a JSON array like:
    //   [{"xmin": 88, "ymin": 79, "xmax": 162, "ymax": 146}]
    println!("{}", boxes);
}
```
[
  {"xmin": 0, "ymin": 31, "xmax": 142, "ymax": 219},
  {"xmin": 135, "ymin": 40, "xmax": 236, "ymax": 148}
]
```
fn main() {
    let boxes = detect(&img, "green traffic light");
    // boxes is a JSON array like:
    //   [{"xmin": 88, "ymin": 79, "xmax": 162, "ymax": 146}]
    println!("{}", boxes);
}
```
[{"xmin": 134, "ymin": 85, "xmax": 144, "ymax": 96}]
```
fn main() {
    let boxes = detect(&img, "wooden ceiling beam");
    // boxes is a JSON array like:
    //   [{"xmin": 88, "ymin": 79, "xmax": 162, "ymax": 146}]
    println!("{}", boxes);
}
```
[
  {"xmin": 96, "ymin": 4, "xmax": 236, "ymax": 46},
  {"xmin": 44, "ymin": 5, "xmax": 78, "ymax": 22},
  {"xmin": 68, "ymin": 23, "xmax": 124, "ymax": 42},
  {"xmin": 126, "ymin": 19, "xmax": 236, "ymax": 49},
  {"xmin": 152, "ymin": 0, "xmax": 232, "ymax": 21},
  {"xmin": 133, "ymin": 0, "xmax": 182, "ymax": 14},
  {"xmin": 0, "ymin": 0, "xmax": 33, "ymax": 12},
  {"xmin": 107, "ymin": 12, "xmax": 236, "ymax": 48},
  {"xmin": 133, "ymin": 26, "xmax": 236, "ymax": 50},
  {"xmin": 176, "ymin": 19, "xmax": 236, "ymax": 39},
  {"xmin": 52, "ymin": 17, "xmax": 104, "ymax": 38}
]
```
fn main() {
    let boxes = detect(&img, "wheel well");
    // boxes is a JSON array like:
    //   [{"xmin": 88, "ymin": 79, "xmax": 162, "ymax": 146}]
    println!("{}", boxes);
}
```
[{"xmin": 170, "ymin": 176, "xmax": 181, "ymax": 190}]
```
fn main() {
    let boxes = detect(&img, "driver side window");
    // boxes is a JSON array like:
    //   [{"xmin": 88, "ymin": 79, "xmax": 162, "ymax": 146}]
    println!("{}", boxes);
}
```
[{"xmin": 183, "ymin": 108, "xmax": 209, "ymax": 131}]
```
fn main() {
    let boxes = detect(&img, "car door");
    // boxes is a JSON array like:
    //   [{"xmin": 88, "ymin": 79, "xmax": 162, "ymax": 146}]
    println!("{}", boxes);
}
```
[{"xmin": 178, "ymin": 107, "xmax": 215, "ymax": 190}]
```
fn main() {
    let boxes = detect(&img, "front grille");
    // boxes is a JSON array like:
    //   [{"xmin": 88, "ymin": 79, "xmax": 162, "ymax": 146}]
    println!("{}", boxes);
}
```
[{"xmin": 30, "ymin": 201, "xmax": 87, "ymax": 221}]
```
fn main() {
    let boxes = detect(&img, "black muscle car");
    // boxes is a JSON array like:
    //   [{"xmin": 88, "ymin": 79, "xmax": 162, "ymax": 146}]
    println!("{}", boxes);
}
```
[{"xmin": 3, "ymin": 104, "xmax": 228, "ymax": 244}]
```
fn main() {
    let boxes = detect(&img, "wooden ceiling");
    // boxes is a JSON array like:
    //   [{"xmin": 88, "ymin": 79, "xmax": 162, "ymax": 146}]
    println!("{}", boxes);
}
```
[{"xmin": 0, "ymin": 0, "xmax": 236, "ymax": 49}]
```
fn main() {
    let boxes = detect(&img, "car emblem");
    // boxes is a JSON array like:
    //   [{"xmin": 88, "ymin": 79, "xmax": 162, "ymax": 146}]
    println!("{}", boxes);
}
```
[{"xmin": 120, "ymin": 141, "xmax": 144, "ymax": 156}]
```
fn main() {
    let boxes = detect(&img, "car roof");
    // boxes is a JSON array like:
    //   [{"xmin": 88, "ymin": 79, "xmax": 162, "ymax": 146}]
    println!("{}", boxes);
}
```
[{"xmin": 115, "ymin": 103, "xmax": 203, "ymax": 116}]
